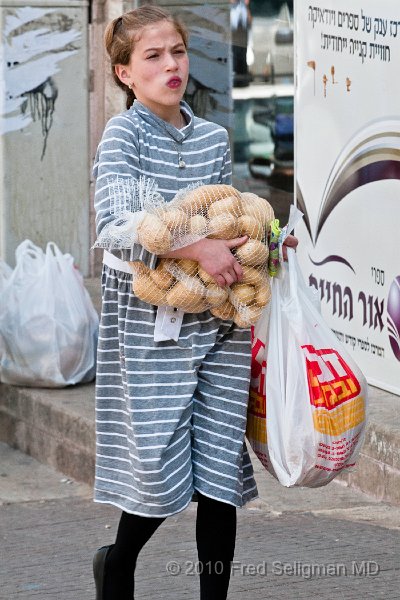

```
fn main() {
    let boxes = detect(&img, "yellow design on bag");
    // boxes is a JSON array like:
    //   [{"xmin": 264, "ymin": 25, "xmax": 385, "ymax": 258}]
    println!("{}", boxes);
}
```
[
  {"xmin": 313, "ymin": 396, "xmax": 366, "ymax": 436},
  {"xmin": 246, "ymin": 389, "xmax": 267, "ymax": 444}
]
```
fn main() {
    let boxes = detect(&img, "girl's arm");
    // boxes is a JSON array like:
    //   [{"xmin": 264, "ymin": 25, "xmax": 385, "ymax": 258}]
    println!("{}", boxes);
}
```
[
  {"xmin": 163, "ymin": 234, "xmax": 299, "ymax": 287},
  {"xmin": 161, "ymin": 236, "xmax": 248, "ymax": 288},
  {"xmin": 93, "ymin": 115, "xmax": 158, "ymax": 269}
]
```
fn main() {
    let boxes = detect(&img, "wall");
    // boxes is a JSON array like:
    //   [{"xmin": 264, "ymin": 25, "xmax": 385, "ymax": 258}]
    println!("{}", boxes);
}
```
[{"xmin": 0, "ymin": 0, "xmax": 90, "ymax": 274}]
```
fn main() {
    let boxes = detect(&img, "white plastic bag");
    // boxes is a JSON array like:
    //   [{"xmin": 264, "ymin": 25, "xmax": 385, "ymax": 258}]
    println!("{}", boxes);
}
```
[
  {"xmin": 246, "ymin": 207, "xmax": 303, "ymax": 475},
  {"xmin": 247, "ymin": 207, "xmax": 368, "ymax": 487},
  {"xmin": 0, "ymin": 240, "xmax": 99, "ymax": 387}
]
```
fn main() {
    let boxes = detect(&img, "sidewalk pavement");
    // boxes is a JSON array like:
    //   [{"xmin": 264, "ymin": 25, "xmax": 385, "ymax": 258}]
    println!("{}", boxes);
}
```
[{"xmin": 1, "ymin": 442, "xmax": 399, "ymax": 600}]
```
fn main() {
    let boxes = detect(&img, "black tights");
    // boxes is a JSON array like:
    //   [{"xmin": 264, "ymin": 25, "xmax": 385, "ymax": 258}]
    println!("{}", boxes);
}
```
[
  {"xmin": 103, "ymin": 492, "xmax": 236, "ymax": 599},
  {"xmin": 196, "ymin": 493, "xmax": 237, "ymax": 600}
]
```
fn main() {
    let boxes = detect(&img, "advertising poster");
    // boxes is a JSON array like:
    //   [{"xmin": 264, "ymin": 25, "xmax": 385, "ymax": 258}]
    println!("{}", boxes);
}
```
[{"xmin": 296, "ymin": 0, "xmax": 400, "ymax": 395}]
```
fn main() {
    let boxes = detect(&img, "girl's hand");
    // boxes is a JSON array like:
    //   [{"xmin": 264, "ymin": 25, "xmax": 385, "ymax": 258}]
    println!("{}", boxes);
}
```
[
  {"xmin": 161, "ymin": 236, "xmax": 248, "ymax": 287},
  {"xmin": 195, "ymin": 236, "xmax": 248, "ymax": 287},
  {"xmin": 282, "ymin": 234, "xmax": 298, "ymax": 261}
]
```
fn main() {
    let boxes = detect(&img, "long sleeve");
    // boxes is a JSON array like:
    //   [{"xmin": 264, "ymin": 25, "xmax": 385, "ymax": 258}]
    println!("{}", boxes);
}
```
[{"xmin": 93, "ymin": 114, "xmax": 158, "ymax": 269}]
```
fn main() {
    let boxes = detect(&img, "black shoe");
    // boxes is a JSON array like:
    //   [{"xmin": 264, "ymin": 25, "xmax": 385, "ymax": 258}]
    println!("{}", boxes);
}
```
[{"xmin": 93, "ymin": 544, "xmax": 114, "ymax": 600}]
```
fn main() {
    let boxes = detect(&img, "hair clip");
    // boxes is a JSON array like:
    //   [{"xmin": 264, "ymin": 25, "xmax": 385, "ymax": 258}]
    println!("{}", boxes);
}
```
[{"xmin": 113, "ymin": 16, "xmax": 123, "ymax": 36}]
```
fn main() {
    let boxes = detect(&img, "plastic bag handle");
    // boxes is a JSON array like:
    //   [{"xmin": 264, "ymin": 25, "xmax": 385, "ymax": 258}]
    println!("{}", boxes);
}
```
[
  {"xmin": 15, "ymin": 240, "xmax": 43, "ymax": 263},
  {"xmin": 13, "ymin": 240, "xmax": 45, "ymax": 280},
  {"xmin": 46, "ymin": 241, "xmax": 66, "ymax": 258},
  {"xmin": 287, "ymin": 247, "xmax": 299, "ymax": 298},
  {"xmin": 278, "ymin": 205, "xmax": 303, "ymax": 265},
  {"xmin": 46, "ymin": 242, "xmax": 74, "ymax": 267}
]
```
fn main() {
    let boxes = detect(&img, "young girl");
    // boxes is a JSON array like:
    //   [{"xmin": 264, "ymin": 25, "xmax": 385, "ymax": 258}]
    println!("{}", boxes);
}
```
[{"xmin": 92, "ymin": 6, "xmax": 296, "ymax": 599}]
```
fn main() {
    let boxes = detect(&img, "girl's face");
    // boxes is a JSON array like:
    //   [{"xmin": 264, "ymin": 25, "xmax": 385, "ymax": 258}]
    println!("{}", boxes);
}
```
[{"xmin": 115, "ymin": 20, "xmax": 189, "ymax": 121}]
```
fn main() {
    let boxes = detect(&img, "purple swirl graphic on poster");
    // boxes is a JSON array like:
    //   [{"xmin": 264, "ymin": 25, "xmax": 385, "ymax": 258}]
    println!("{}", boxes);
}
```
[
  {"xmin": 309, "ymin": 254, "xmax": 356, "ymax": 273},
  {"xmin": 296, "ymin": 120, "xmax": 400, "ymax": 245},
  {"xmin": 387, "ymin": 277, "xmax": 400, "ymax": 362}
]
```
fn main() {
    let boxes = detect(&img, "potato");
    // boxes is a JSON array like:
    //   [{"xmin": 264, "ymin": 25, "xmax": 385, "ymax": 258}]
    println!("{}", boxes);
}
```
[
  {"xmin": 189, "ymin": 214, "xmax": 207, "ymax": 236},
  {"xmin": 241, "ymin": 265, "xmax": 265, "ymax": 287},
  {"xmin": 205, "ymin": 284, "xmax": 229, "ymax": 307},
  {"xmin": 233, "ymin": 305, "xmax": 263, "ymax": 328},
  {"xmin": 255, "ymin": 280, "xmax": 271, "ymax": 307},
  {"xmin": 207, "ymin": 196, "xmax": 242, "ymax": 219},
  {"xmin": 208, "ymin": 213, "xmax": 239, "ymax": 239},
  {"xmin": 137, "ymin": 213, "xmax": 172, "ymax": 254},
  {"xmin": 188, "ymin": 299, "xmax": 212, "ymax": 313},
  {"xmin": 128, "ymin": 261, "xmax": 150, "ymax": 277},
  {"xmin": 237, "ymin": 215, "xmax": 264, "ymax": 240},
  {"xmin": 241, "ymin": 193, "xmax": 274, "ymax": 225},
  {"xmin": 149, "ymin": 261, "xmax": 175, "ymax": 290},
  {"xmin": 175, "ymin": 259, "xmax": 198, "ymax": 276},
  {"xmin": 198, "ymin": 266, "xmax": 215, "ymax": 285},
  {"xmin": 166, "ymin": 280, "xmax": 205, "ymax": 311},
  {"xmin": 233, "ymin": 312, "xmax": 251, "ymax": 328},
  {"xmin": 230, "ymin": 283, "xmax": 256, "ymax": 306},
  {"xmin": 157, "ymin": 207, "xmax": 188, "ymax": 231},
  {"xmin": 210, "ymin": 300, "xmax": 235, "ymax": 320},
  {"xmin": 133, "ymin": 273, "xmax": 166, "ymax": 305},
  {"xmin": 179, "ymin": 184, "xmax": 240, "ymax": 214},
  {"xmin": 235, "ymin": 240, "xmax": 269, "ymax": 267}
]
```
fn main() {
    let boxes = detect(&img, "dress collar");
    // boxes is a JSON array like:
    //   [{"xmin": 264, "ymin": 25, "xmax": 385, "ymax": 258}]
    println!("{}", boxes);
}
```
[{"xmin": 132, "ymin": 100, "xmax": 194, "ymax": 142}]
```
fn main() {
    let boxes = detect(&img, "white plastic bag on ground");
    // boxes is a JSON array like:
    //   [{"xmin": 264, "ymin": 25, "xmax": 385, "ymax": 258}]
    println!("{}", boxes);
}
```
[
  {"xmin": 247, "ymin": 207, "xmax": 368, "ymax": 487},
  {"xmin": 0, "ymin": 240, "xmax": 99, "ymax": 387}
]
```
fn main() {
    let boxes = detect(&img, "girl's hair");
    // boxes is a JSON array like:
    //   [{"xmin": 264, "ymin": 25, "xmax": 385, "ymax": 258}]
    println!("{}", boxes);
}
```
[{"xmin": 104, "ymin": 5, "xmax": 189, "ymax": 109}]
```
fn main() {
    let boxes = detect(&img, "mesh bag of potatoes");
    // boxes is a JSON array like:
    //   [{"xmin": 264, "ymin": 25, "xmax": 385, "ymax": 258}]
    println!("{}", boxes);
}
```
[{"xmin": 96, "ymin": 180, "xmax": 275, "ymax": 327}]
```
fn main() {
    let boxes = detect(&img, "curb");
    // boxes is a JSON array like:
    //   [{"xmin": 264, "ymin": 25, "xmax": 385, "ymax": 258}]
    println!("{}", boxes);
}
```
[
  {"xmin": 0, "ymin": 380, "xmax": 399, "ymax": 505},
  {"xmin": 0, "ymin": 383, "xmax": 96, "ymax": 486}
]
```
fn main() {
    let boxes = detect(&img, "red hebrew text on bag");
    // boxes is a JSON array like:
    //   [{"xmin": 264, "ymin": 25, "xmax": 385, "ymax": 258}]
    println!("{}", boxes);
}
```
[
  {"xmin": 302, "ymin": 344, "xmax": 361, "ymax": 411},
  {"xmin": 247, "ymin": 329, "xmax": 267, "ymax": 445},
  {"xmin": 249, "ymin": 333, "xmax": 266, "ymax": 417}
]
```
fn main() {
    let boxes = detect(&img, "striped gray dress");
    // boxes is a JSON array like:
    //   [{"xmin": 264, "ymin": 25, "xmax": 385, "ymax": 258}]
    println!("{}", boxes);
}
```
[{"xmin": 93, "ymin": 100, "xmax": 258, "ymax": 517}]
